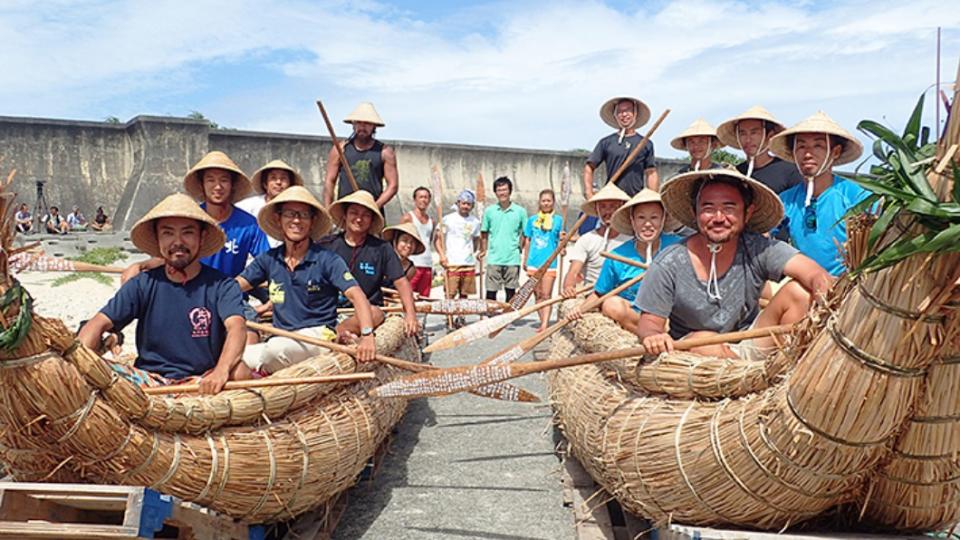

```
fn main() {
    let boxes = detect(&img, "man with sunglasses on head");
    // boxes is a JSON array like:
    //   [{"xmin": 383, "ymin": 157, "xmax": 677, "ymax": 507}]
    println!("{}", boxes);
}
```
[{"xmin": 768, "ymin": 112, "xmax": 871, "ymax": 276}]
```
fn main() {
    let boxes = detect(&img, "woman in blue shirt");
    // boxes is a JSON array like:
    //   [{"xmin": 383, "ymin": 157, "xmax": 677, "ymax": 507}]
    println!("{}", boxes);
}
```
[{"xmin": 521, "ymin": 189, "xmax": 564, "ymax": 332}]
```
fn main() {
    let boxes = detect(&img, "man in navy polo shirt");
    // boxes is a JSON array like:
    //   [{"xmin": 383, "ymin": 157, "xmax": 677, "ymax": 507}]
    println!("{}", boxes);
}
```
[
  {"xmin": 78, "ymin": 194, "xmax": 251, "ymax": 394},
  {"xmin": 237, "ymin": 187, "xmax": 378, "ymax": 373}
]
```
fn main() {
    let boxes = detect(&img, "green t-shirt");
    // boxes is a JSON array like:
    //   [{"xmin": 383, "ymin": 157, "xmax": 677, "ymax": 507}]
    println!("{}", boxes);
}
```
[{"xmin": 481, "ymin": 202, "xmax": 527, "ymax": 266}]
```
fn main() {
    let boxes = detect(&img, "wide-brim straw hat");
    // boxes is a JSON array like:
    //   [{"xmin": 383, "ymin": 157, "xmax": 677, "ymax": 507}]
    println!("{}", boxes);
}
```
[
  {"xmin": 716, "ymin": 105, "xmax": 786, "ymax": 150},
  {"xmin": 328, "ymin": 190, "xmax": 385, "ymax": 235},
  {"xmin": 769, "ymin": 111, "xmax": 864, "ymax": 166},
  {"xmin": 130, "ymin": 193, "xmax": 226, "ymax": 259},
  {"xmin": 343, "ymin": 102, "xmax": 385, "ymax": 127},
  {"xmin": 611, "ymin": 188, "xmax": 667, "ymax": 236},
  {"xmin": 670, "ymin": 118, "xmax": 723, "ymax": 151},
  {"xmin": 581, "ymin": 182, "xmax": 630, "ymax": 217},
  {"xmin": 183, "ymin": 151, "xmax": 253, "ymax": 203},
  {"xmin": 599, "ymin": 96, "xmax": 651, "ymax": 131},
  {"xmin": 660, "ymin": 169, "xmax": 784, "ymax": 233},
  {"xmin": 257, "ymin": 186, "xmax": 332, "ymax": 242},
  {"xmin": 249, "ymin": 160, "xmax": 304, "ymax": 194},
  {"xmin": 382, "ymin": 222, "xmax": 426, "ymax": 255}
]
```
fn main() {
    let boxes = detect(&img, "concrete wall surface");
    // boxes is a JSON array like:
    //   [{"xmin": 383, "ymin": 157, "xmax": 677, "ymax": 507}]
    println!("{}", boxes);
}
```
[{"xmin": 0, "ymin": 114, "xmax": 686, "ymax": 229}]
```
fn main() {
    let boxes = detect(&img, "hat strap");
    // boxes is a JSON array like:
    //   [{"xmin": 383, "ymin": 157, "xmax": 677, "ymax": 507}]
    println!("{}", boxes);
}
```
[
  {"xmin": 618, "ymin": 127, "xmax": 626, "ymax": 144},
  {"xmin": 793, "ymin": 134, "xmax": 835, "ymax": 207},
  {"xmin": 693, "ymin": 139, "xmax": 713, "ymax": 172},
  {"xmin": 706, "ymin": 243, "xmax": 723, "ymax": 301}
]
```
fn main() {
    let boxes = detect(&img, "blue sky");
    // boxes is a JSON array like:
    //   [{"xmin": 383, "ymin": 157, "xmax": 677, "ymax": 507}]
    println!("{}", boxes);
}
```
[{"xmin": 1, "ymin": 0, "xmax": 958, "ymax": 158}]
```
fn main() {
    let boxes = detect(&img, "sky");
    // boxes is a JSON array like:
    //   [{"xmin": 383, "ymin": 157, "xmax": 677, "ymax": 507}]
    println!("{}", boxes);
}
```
[{"xmin": 1, "ymin": 0, "xmax": 958, "ymax": 159}]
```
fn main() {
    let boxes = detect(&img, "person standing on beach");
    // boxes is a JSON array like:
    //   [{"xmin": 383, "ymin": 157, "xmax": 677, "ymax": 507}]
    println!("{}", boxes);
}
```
[
  {"xmin": 400, "ymin": 186, "xmax": 436, "ymax": 298},
  {"xmin": 479, "ymin": 177, "xmax": 526, "ymax": 303}
]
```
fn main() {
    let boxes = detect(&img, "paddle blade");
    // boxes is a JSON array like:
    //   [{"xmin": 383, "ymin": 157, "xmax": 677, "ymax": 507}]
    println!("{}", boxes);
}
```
[
  {"xmin": 507, "ymin": 277, "xmax": 537, "ymax": 310},
  {"xmin": 425, "ymin": 298, "xmax": 511, "ymax": 316},
  {"xmin": 423, "ymin": 309, "xmax": 525, "ymax": 353},
  {"xmin": 371, "ymin": 363, "xmax": 517, "ymax": 399}
]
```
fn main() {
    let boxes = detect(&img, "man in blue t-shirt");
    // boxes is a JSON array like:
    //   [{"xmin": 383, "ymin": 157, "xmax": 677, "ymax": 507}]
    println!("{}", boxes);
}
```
[
  {"xmin": 78, "ymin": 194, "xmax": 250, "ymax": 394},
  {"xmin": 237, "ymin": 186, "xmax": 379, "ymax": 373},
  {"xmin": 769, "ymin": 112, "xmax": 868, "ymax": 276}
]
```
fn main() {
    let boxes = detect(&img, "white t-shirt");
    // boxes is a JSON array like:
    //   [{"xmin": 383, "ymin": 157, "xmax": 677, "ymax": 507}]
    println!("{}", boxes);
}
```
[
  {"xmin": 442, "ymin": 212, "xmax": 481, "ymax": 266},
  {"xmin": 236, "ymin": 194, "xmax": 281, "ymax": 247},
  {"xmin": 407, "ymin": 211, "xmax": 434, "ymax": 268},
  {"xmin": 567, "ymin": 229, "xmax": 630, "ymax": 284}
]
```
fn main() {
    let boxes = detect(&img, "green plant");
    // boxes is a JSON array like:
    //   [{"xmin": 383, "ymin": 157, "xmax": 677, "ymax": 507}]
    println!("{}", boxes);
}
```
[
  {"xmin": 846, "ymin": 94, "xmax": 959, "ymax": 274},
  {"xmin": 51, "ymin": 248, "xmax": 127, "ymax": 288},
  {"xmin": 711, "ymin": 148, "xmax": 743, "ymax": 166}
]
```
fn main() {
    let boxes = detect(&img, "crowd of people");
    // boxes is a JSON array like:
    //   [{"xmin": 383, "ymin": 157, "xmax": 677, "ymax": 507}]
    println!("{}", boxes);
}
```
[
  {"xmin": 14, "ymin": 203, "xmax": 112, "ymax": 234},
  {"xmin": 73, "ymin": 97, "xmax": 870, "ymax": 395}
]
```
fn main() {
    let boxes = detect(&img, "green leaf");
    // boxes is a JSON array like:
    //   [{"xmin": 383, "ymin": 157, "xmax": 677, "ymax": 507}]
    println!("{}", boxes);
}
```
[
  {"xmin": 872, "ymin": 139, "xmax": 887, "ymax": 161},
  {"xmin": 952, "ymin": 164, "xmax": 960, "ymax": 204},
  {"xmin": 903, "ymin": 94, "xmax": 925, "ymax": 145},
  {"xmin": 894, "ymin": 148, "xmax": 938, "ymax": 201},
  {"xmin": 861, "ymin": 224, "xmax": 960, "ymax": 273},
  {"xmin": 851, "ymin": 175, "xmax": 916, "ymax": 200},
  {"xmin": 859, "ymin": 120, "xmax": 916, "ymax": 161},
  {"xmin": 905, "ymin": 198, "xmax": 960, "ymax": 219},
  {"xmin": 842, "ymin": 193, "xmax": 881, "ymax": 221},
  {"xmin": 867, "ymin": 202, "xmax": 901, "ymax": 251}
]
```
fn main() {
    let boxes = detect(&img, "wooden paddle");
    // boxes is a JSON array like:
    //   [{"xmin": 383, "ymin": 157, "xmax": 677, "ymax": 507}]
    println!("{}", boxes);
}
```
[
  {"xmin": 9, "ymin": 252, "xmax": 124, "ymax": 274},
  {"xmin": 423, "ymin": 284, "xmax": 593, "ymax": 353},
  {"xmin": 371, "ymin": 324, "xmax": 794, "ymax": 399},
  {"xmin": 475, "ymin": 172, "xmax": 486, "ymax": 300},
  {"xmin": 338, "ymin": 298, "xmax": 512, "ymax": 316},
  {"xmin": 246, "ymin": 321, "xmax": 539, "ymax": 402},
  {"xmin": 557, "ymin": 161, "xmax": 572, "ymax": 293},
  {"xmin": 316, "ymin": 100, "xmax": 360, "ymax": 193},
  {"xmin": 143, "ymin": 372, "xmax": 376, "ymax": 395},
  {"xmin": 600, "ymin": 250, "xmax": 645, "ymax": 268},
  {"xmin": 430, "ymin": 165, "xmax": 455, "ymax": 329},
  {"xmin": 506, "ymin": 108, "xmax": 669, "ymax": 311}
]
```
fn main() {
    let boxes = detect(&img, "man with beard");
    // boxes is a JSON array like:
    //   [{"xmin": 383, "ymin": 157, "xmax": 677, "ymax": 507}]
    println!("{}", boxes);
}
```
[
  {"xmin": 323, "ymin": 102, "xmax": 399, "ymax": 209},
  {"xmin": 716, "ymin": 106, "xmax": 804, "ymax": 194},
  {"xmin": 634, "ymin": 169, "xmax": 831, "ymax": 361},
  {"xmin": 236, "ymin": 159, "xmax": 304, "ymax": 248},
  {"xmin": 78, "ymin": 194, "xmax": 251, "ymax": 394},
  {"xmin": 236, "ymin": 187, "xmax": 378, "ymax": 373},
  {"xmin": 319, "ymin": 190, "xmax": 420, "ymax": 338},
  {"xmin": 561, "ymin": 183, "xmax": 631, "ymax": 295}
]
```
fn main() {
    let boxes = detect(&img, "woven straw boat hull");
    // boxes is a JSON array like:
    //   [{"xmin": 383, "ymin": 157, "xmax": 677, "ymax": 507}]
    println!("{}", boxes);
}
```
[
  {"xmin": 548, "ymin": 251, "xmax": 960, "ymax": 532},
  {"xmin": 0, "ymin": 314, "xmax": 417, "ymax": 523}
]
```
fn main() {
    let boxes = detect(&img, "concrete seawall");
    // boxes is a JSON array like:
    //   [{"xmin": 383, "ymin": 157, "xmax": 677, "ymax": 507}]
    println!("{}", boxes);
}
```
[{"xmin": 0, "ymin": 115, "xmax": 686, "ymax": 229}]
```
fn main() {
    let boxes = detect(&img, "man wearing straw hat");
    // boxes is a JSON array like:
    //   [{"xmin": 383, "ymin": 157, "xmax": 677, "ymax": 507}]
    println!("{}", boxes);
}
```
[
  {"xmin": 635, "ymin": 169, "xmax": 832, "ymax": 360},
  {"xmin": 716, "ymin": 105, "xmax": 804, "ymax": 194},
  {"xmin": 584, "ymin": 96, "xmax": 659, "ymax": 200},
  {"xmin": 319, "ymin": 190, "xmax": 420, "ymax": 337},
  {"xmin": 236, "ymin": 159, "xmax": 305, "ymax": 248},
  {"xmin": 769, "ymin": 112, "xmax": 870, "ymax": 276},
  {"xmin": 672, "ymin": 119, "xmax": 724, "ymax": 173},
  {"xmin": 79, "ymin": 194, "xmax": 252, "ymax": 394},
  {"xmin": 561, "ymin": 183, "xmax": 631, "ymax": 296},
  {"xmin": 237, "ymin": 187, "xmax": 378, "ymax": 372},
  {"xmin": 323, "ymin": 102, "xmax": 399, "ymax": 209}
]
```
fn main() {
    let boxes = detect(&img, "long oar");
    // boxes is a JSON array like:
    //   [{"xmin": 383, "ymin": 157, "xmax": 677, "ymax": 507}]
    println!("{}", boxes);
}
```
[
  {"xmin": 600, "ymin": 250, "xmax": 644, "ymax": 268},
  {"xmin": 431, "ymin": 165, "xmax": 454, "ymax": 329},
  {"xmin": 316, "ymin": 100, "xmax": 360, "ymax": 193},
  {"xmin": 506, "ymin": 108, "xmax": 669, "ymax": 311},
  {"xmin": 143, "ymin": 372, "xmax": 375, "ymax": 396},
  {"xmin": 475, "ymin": 172, "xmax": 486, "ymax": 300},
  {"xmin": 423, "ymin": 284, "xmax": 593, "ymax": 353},
  {"xmin": 338, "ymin": 298, "xmax": 512, "ymax": 316},
  {"xmin": 557, "ymin": 161, "xmax": 572, "ymax": 294},
  {"xmin": 10, "ymin": 252, "xmax": 124, "ymax": 274},
  {"xmin": 246, "ymin": 321, "xmax": 539, "ymax": 402},
  {"xmin": 372, "ymin": 324, "xmax": 793, "ymax": 399}
]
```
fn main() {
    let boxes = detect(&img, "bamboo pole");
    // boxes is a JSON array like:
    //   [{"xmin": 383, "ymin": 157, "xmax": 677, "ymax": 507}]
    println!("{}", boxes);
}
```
[
  {"xmin": 476, "ymin": 172, "xmax": 486, "ymax": 301},
  {"xmin": 600, "ymin": 250, "xmax": 647, "ymax": 269},
  {"xmin": 431, "ymin": 165, "xmax": 454, "ymax": 329},
  {"xmin": 316, "ymin": 100, "xmax": 360, "ymax": 193},
  {"xmin": 144, "ymin": 372, "xmax": 376, "ymax": 395},
  {"xmin": 557, "ymin": 161, "xmax": 572, "ymax": 300}
]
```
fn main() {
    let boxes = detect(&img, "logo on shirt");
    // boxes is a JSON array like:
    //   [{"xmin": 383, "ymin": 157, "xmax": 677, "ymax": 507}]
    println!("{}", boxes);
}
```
[
  {"xmin": 268, "ymin": 281, "xmax": 285, "ymax": 304},
  {"xmin": 189, "ymin": 307, "xmax": 212, "ymax": 338},
  {"xmin": 358, "ymin": 262, "xmax": 376, "ymax": 276},
  {"xmin": 344, "ymin": 271, "xmax": 355, "ymax": 281},
  {"xmin": 306, "ymin": 280, "xmax": 322, "ymax": 294},
  {"xmin": 223, "ymin": 238, "xmax": 240, "ymax": 254}
]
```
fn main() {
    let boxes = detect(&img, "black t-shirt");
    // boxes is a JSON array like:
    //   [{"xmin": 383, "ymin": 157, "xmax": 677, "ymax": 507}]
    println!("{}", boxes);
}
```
[
  {"xmin": 318, "ymin": 233, "xmax": 404, "ymax": 306},
  {"xmin": 337, "ymin": 140, "xmax": 386, "ymax": 200},
  {"xmin": 737, "ymin": 156, "xmax": 804, "ymax": 194},
  {"xmin": 587, "ymin": 133, "xmax": 656, "ymax": 196}
]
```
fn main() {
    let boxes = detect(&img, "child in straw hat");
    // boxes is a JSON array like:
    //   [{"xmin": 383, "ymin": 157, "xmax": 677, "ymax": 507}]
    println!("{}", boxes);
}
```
[
  {"xmin": 769, "ymin": 112, "xmax": 870, "ymax": 276},
  {"xmin": 567, "ymin": 189, "xmax": 681, "ymax": 334},
  {"xmin": 382, "ymin": 221, "xmax": 427, "ymax": 281},
  {"xmin": 561, "ymin": 183, "xmax": 632, "ymax": 297},
  {"xmin": 78, "ymin": 193, "xmax": 253, "ymax": 394},
  {"xmin": 716, "ymin": 105, "xmax": 804, "ymax": 194},
  {"xmin": 671, "ymin": 119, "xmax": 724, "ymax": 173},
  {"xmin": 584, "ymin": 96, "xmax": 659, "ymax": 199},
  {"xmin": 323, "ymin": 102, "xmax": 399, "ymax": 209},
  {"xmin": 236, "ymin": 159, "xmax": 305, "ymax": 248},
  {"xmin": 236, "ymin": 186, "xmax": 379, "ymax": 372},
  {"xmin": 635, "ymin": 169, "xmax": 832, "ymax": 361}
]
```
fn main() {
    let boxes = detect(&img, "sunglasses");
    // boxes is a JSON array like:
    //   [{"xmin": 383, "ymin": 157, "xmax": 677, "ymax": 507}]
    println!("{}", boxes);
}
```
[
  {"xmin": 803, "ymin": 198, "xmax": 817, "ymax": 230},
  {"xmin": 279, "ymin": 209, "xmax": 315, "ymax": 221}
]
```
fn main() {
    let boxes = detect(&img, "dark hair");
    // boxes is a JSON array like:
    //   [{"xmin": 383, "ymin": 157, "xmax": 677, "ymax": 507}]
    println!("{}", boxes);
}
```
[
  {"xmin": 413, "ymin": 186, "xmax": 432, "ymax": 199},
  {"xmin": 50, "ymin": 206, "xmax": 59, "ymax": 212},
  {"xmin": 538, "ymin": 189, "xmax": 555, "ymax": 199},
  {"xmin": 695, "ymin": 176, "xmax": 754, "ymax": 208},
  {"xmin": 615, "ymin": 99, "xmax": 636, "ymax": 113},
  {"xmin": 493, "ymin": 176, "xmax": 513, "ymax": 193}
]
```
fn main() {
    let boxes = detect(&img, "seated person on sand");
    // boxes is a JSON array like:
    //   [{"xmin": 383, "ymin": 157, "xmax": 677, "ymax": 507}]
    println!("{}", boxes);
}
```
[
  {"xmin": 382, "ymin": 222, "xmax": 427, "ymax": 282},
  {"xmin": 236, "ymin": 187, "xmax": 377, "ymax": 374},
  {"xmin": 317, "ymin": 190, "xmax": 420, "ymax": 338},
  {"xmin": 78, "ymin": 194, "xmax": 252, "ymax": 394},
  {"xmin": 43, "ymin": 206, "xmax": 69, "ymax": 234},
  {"xmin": 15, "ymin": 204, "xmax": 32, "ymax": 233},
  {"xmin": 561, "ymin": 183, "xmax": 631, "ymax": 295},
  {"xmin": 567, "ymin": 189, "xmax": 680, "ymax": 334},
  {"xmin": 634, "ymin": 169, "xmax": 832, "ymax": 361},
  {"xmin": 90, "ymin": 206, "xmax": 112, "ymax": 231}
]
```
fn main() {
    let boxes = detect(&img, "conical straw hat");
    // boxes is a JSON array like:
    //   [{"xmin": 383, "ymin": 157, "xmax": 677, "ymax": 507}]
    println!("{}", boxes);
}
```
[
  {"xmin": 599, "ymin": 96, "xmax": 651, "ymax": 131},
  {"xmin": 249, "ymin": 160, "xmax": 304, "ymax": 195},
  {"xmin": 328, "ymin": 190, "xmax": 385, "ymax": 235},
  {"xmin": 660, "ymin": 168, "xmax": 784, "ymax": 233},
  {"xmin": 130, "ymin": 193, "xmax": 226, "ymax": 259},
  {"xmin": 257, "ymin": 186, "xmax": 332, "ymax": 242},
  {"xmin": 580, "ymin": 182, "xmax": 630, "ymax": 217},
  {"xmin": 382, "ymin": 222, "xmax": 426, "ymax": 255},
  {"xmin": 768, "ymin": 111, "xmax": 864, "ymax": 166},
  {"xmin": 183, "ymin": 151, "xmax": 253, "ymax": 203},
  {"xmin": 611, "ymin": 188, "xmax": 666, "ymax": 236},
  {"xmin": 670, "ymin": 118, "xmax": 723, "ymax": 151},
  {"xmin": 716, "ymin": 105, "xmax": 786, "ymax": 150},
  {"xmin": 343, "ymin": 102, "xmax": 385, "ymax": 127}
]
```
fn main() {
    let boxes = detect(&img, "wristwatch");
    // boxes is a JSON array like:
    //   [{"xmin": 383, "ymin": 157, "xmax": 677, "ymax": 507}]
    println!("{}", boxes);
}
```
[{"xmin": 360, "ymin": 326, "xmax": 375, "ymax": 337}]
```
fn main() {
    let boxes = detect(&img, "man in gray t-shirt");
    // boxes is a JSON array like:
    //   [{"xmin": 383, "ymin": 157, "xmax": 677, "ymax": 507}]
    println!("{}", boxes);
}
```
[{"xmin": 634, "ymin": 169, "xmax": 831, "ymax": 359}]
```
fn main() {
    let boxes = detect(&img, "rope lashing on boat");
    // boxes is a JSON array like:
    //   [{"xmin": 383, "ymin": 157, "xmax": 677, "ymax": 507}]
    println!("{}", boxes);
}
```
[
  {"xmin": 53, "ymin": 391, "xmax": 97, "ymax": 444},
  {"xmin": 785, "ymin": 390, "xmax": 891, "ymax": 447},
  {"xmin": 196, "ymin": 434, "xmax": 219, "ymax": 504},
  {"xmin": 856, "ymin": 281, "xmax": 947, "ymax": 323},
  {"xmin": 123, "ymin": 432, "xmax": 160, "ymax": 481},
  {"xmin": 151, "ymin": 434, "xmax": 182, "ymax": 489},
  {"xmin": 0, "ymin": 350, "xmax": 57, "ymax": 369},
  {"xmin": 0, "ymin": 281, "xmax": 33, "ymax": 352},
  {"xmin": 826, "ymin": 317, "xmax": 927, "ymax": 378},
  {"xmin": 212, "ymin": 435, "xmax": 232, "ymax": 502},
  {"xmin": 245, "ymin": 430, "xmax": 277, "ymax": 519}
]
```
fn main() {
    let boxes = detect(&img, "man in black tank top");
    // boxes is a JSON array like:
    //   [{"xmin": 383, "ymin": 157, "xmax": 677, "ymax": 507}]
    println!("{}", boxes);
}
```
[{"xmin": 323, "ymin": 102, "xmax": 399, "ymax": 209}]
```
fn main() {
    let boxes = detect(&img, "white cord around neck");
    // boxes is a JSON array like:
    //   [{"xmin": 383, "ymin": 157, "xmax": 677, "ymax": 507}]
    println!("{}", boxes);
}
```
[
  {"xmin": 793, "ymin": 134, "xmax": 834, "ymax": 207},
  {"xmin": 706, "ymin": 242, "xmax": 723, "ymax": 301},
  {"xmin": 736, "ymin": 124, "xmax": 766, "ymax": 178}
]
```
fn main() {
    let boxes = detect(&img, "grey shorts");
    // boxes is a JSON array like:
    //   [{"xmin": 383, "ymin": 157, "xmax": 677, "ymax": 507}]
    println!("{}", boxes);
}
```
[{"xmin": 486, "ymin": 264, "xmax": 520, "ymax": 290}]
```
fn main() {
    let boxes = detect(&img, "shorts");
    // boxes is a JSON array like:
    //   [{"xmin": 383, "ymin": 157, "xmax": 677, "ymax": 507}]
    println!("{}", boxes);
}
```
[
  {"xmin": 525, "ymin": 267, "xmax": 556, "ymax": 279},
  {"xmin": 242, "ymin": 325, "xmax": 338, "ymax": 374},
  {"xmin": 727, "ymin": 320, "xmax": 777, "ymax": 363},
  {"xmin": 486, "ymin": 264, "xmax": 520, "ymax": 290},
  {"xmin": 445, "ymin": 266, "xmax": 476, "ymax": 296},
  {"xmin": 409, "ymin": 267, "xmax": 434, "ymax": 297}
]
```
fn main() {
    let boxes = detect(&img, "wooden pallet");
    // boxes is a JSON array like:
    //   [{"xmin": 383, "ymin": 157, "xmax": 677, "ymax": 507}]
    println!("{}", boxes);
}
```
[{"xmin": 0, "ymin": 482, "xmax": 263, "ymax": 539}]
